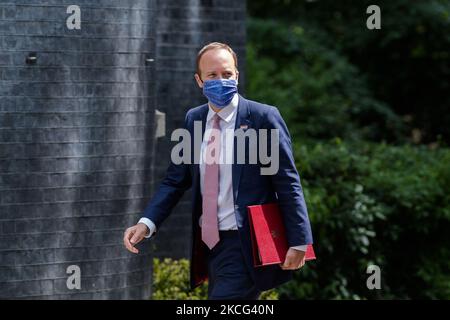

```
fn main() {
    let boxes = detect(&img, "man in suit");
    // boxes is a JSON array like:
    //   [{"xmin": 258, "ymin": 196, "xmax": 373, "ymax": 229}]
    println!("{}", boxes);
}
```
[{"xmin": 123, "ymin": 42, "xmax": 313, "ymax": 300}]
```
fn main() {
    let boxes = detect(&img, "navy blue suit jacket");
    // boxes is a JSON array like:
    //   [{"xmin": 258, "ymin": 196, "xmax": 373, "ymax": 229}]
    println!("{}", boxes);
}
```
[{"xmin": 143, "ymin": 93, "xmax": 313, "ymax": 291}]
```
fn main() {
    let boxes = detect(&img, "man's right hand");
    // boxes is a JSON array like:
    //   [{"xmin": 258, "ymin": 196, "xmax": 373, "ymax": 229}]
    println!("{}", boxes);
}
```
[{"xmin": 123, "ymin": 223, "xmax": 149, "ymax": 254}]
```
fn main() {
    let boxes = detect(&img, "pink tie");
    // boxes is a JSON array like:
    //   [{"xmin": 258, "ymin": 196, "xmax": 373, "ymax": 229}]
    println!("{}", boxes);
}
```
[{"xmin": 202, "ymin": 114, "xmax": 221, "ymax": 249}]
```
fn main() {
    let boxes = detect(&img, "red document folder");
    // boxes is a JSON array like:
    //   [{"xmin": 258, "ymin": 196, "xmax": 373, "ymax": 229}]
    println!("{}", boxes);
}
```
[{"xmin": 247, "ymin": 203, "xmax": 316, "ymax": 267}]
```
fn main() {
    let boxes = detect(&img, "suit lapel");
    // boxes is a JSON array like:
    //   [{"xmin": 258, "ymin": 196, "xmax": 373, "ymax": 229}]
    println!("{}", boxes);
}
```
[
  {"xmin": 191, "ymin": 94, "xmax": 251, "ymax": 204},
  {"xmin": 232, "ymin": 94, "xmax": 251, "ymax": 202}
]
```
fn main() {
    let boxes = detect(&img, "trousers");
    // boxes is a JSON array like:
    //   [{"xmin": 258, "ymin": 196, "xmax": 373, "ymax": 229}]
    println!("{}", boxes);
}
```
[{"xmin": 206, "ymin": 230, "xmax": 261, "ymax": 300}]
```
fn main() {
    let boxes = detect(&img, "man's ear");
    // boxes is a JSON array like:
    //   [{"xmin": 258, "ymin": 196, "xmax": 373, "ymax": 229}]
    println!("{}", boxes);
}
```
[
  {"xmin": 235, "ymin": 70, "xmax": 239, "ymax": 85},
  {"xmin": 194, "ymin": 73, "xmax": 203, "ymax": 88}
]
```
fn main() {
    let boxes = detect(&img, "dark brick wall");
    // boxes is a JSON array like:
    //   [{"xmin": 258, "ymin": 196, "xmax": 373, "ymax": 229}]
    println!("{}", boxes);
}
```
[
  {"xmin": 0, "ymin": 0, "xmax": 157, "ymax": 299},
  {"xmin": 150, "ymin": 0, "xmax": 247, "ymax": 259},
  {"xmin": 0, "ymin": 0, "xmax": 247, "ymax": 299}
]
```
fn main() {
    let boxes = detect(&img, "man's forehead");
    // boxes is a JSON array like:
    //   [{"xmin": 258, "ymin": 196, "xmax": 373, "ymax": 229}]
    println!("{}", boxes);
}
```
[{"xmin": 200, "ymin": 49, "xmax": 235, "ymax": 70}]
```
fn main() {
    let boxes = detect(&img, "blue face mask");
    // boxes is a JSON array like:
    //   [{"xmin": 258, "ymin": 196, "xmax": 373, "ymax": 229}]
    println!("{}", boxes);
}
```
[{"xmin": 202, "ymin": 78, "xmax": 238, "ymax": 108}]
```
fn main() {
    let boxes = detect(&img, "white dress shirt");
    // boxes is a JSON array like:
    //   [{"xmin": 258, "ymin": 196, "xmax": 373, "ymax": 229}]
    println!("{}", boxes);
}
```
[
  {"xmin": 138, "ymin": 93, "xmax": 306, "ymax": 252},
  {"xmin": 198, "ymin": 92, "xmax": 239, "ymax": 231}
]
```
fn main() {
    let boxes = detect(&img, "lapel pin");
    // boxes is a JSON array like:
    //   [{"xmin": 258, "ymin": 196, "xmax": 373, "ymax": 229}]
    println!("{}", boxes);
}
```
[{"xmin": 240, "ymin": 124, "xmax": 248, "ymax": 129}]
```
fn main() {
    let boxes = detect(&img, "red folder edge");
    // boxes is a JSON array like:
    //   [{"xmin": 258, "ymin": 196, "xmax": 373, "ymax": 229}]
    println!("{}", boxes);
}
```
[{"xmin": 248, "ymin": 203, "xmax": 316, "ymax": 267}]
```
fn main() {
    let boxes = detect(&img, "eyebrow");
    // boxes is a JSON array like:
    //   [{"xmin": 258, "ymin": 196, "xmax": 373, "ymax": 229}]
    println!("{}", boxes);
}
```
[{"xmin": 207, "ymin": 70, "xmax": 233, "ymax": 74}]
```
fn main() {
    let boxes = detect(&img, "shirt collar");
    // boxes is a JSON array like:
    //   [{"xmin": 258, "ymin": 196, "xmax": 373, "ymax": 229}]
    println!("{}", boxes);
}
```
[{"xmin": 206, "ymin": 93, "xmax": 239, "ymax": 124}]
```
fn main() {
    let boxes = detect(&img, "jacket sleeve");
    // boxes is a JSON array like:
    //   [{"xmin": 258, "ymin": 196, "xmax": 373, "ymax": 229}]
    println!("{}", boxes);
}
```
[
  {"xmin": 142, "ymin": 112, "xmax": 193, "ymax": 231},
  {"xmin": 263, "ymin": 106, "xmax": 313, "ymax": 247}
]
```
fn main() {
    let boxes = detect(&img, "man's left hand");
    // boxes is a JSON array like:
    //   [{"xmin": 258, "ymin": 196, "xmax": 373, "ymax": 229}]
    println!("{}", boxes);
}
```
[{"xmin": 280, "ymin": 248, "xmax": 306, "ymax": 270}]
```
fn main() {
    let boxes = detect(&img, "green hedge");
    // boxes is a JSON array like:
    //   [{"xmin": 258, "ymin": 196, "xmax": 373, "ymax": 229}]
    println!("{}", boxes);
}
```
[
  {"xmin": 151, "ymin": 141, "xmax": 450, "ymax": 299},
  {"xmin": 248, "ymin": 0, "xmax": 450, "ymax": 144},
  {"xmin": 276, "ymin": 139, "xmax": 450, "ymax": 299},
  {"xmin": 152, "ymin": 258, "xmax": 279, "ymax": 300},
  {"xmin": 246, "ymin": 18, "xmax": 406, "ymax": 143}
]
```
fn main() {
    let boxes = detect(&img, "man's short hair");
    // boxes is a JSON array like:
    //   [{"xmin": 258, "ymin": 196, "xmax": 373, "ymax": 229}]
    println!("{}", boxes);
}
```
[{"xmin": 196, "ymin": 42, "xmax": 238, "ymax": 75}]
